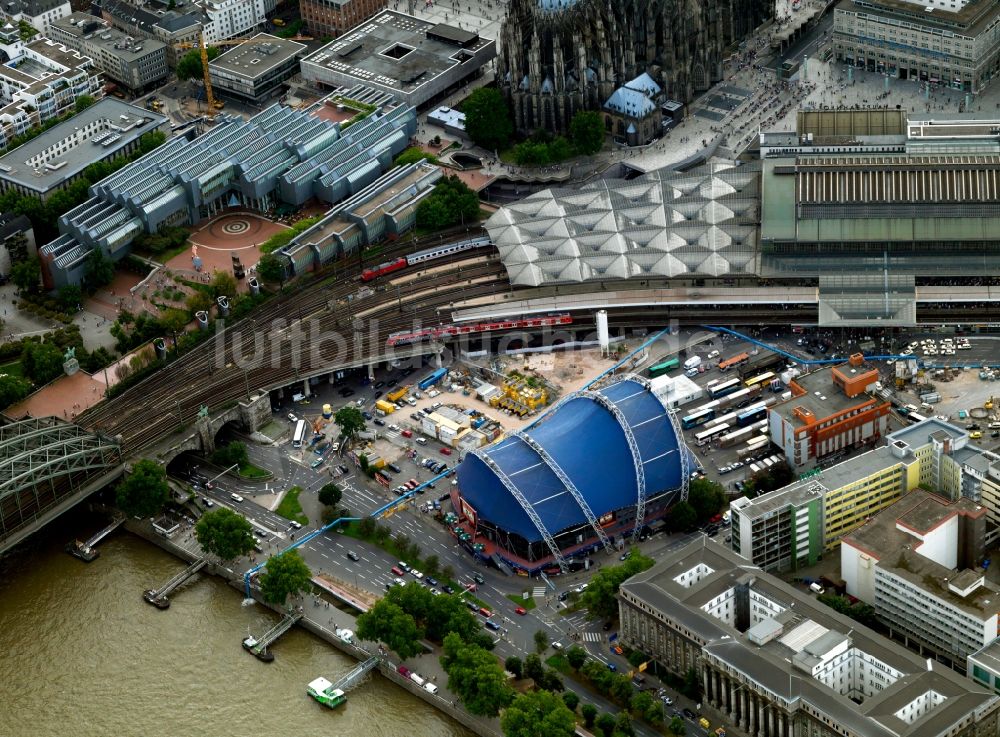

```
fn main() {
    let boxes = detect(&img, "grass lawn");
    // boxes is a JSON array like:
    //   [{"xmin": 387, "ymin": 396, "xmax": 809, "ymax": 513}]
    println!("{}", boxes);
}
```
[
  {"xmin": 239, "ymin": 463, "xmax": 270, "ymax": 479},
  {"xmin": 506, "ymin": 592, "xmax": 536, "ymax": 610},
  {"xmin": 0, "ymin": 361, "xmax": 23, "ymax": 377},
  {"xmin": 275, "ymin": 485, "xmax": 308, "ymax": 524},
  {"xmin": 546, "ymin": 654, "xmax": 571, "ymax": 675}
]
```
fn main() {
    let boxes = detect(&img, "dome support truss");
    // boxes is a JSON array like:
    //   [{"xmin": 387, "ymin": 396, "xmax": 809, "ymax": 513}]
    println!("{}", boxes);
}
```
[
  {"xmin": 579, "ymin": 389, "xmax": 646, "ymax": 540},
  {"xmin": 470, "ymin": 449, "xmax": 569, "ymax": 573},
  {"xmin": 620, "ymin": 373, "xmax": 690, "ymax": 511},
  {"xmin": 509, "ymin": 429, "xmax": 614, "ymax": 556}
]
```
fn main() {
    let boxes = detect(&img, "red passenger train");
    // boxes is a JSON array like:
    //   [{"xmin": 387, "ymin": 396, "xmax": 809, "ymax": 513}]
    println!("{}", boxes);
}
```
[
  {"xmin": 386, "ymin": 314, "xmax": 574, "ymax": 347},
  {"xmin": 360, "ymin": 237, "xmax": 492, "ymax": 282}
]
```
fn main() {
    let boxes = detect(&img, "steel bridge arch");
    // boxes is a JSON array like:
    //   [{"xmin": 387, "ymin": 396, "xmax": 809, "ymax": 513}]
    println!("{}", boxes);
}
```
[{"xmin": 0, "ymin": 419, "xmax": 123, "ymax": 540}]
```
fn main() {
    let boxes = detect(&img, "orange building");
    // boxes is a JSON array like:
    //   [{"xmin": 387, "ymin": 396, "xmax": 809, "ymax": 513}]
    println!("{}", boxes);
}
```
[
  {"xmin": 299, "ymin": 0, "xmax": 386, "ymax": 40},
  {"xmin": 769, "ymin": 361, "xmax": 890, "ymax": 471}
]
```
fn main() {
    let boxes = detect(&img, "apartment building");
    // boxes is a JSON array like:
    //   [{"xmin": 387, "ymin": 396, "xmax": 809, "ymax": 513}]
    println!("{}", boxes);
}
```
[
  {"xmin": 0, "ymin": 26, "xmax": 102, "ymax": 148},
  {"xmin": 97, "ymin": 0, "xmax": 201, "ymax": 66},
  {"xmin": 769, "ymin": 360, "xmax": 891, "ymax": 471},
  {"xmin": 842, "ymin": 488, "xmax": 996, "ymax": 668},
  {"xmin": 618, "ymin": 538, "xmax": 1000, "ymax": 737},
  {"xmin": 49, "ymin": 14, "xmax": 168, "ymax": 92},
  {"xmin": 0, "ymin": 0, "xmax": 70, "ymax": 35},
  {"xmin": 194, "ymin": 0, "xmax": 274, "ymax": 43},
  {"xmin": 833, "ymin": 0, "xmax": 1000, "ymax": 93}
]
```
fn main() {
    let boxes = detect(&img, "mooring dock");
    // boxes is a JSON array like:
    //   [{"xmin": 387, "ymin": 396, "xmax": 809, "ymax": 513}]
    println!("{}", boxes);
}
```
[
  {"xmin": 66, "ymin": 516, "xmax": 125, "ymax": 562},
  {"xmin": 143, "ymin": 558, "xmax": 207, "ymax": 609},
  {"xmin": 242, "ymin": 612, "xmax": 303, "ymax": 662}
]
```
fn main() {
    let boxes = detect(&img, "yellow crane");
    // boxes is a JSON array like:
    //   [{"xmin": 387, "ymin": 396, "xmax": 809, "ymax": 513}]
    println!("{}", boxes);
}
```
[
  {"xmin": 174, "ymin": 35, "xmax": 313, "ymax": 50},
  {"xmin": 192, "ymin": 31, "xmax": 224, "ymax": 111}
]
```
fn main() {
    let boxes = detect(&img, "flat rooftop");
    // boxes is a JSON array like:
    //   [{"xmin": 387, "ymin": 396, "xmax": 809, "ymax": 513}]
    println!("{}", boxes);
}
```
[
  {"xmin": 621, "ymin": 538, "xmax": 998, "ymax": 737},
  {"xmin": 731, "ymin": 477, "xmax": 824, "ymax": 521},
  {"xmin": 0, "ymin": 98, "xmax": 166, "ymax": 194},
  {"xmin": 843, "ymin": 489, "xmax": 998, "ymax": 617},
  {"xmin": 887, "ymin": 416, "xmax": 966, "ymax": 447},
  {"xmin": 52, "ymin": 14, "xmax": 167, "ymax": 62},
  {"xmin": 209, "ymin": 33, "xmax": 305, "ymax": 80},
  {"xmin": 777, "ymin": 365, "xmax": 878, "ymax": 424},
  {"xmin": 302, "ymin": 10, "xmax": 494, "ymax": 99}
]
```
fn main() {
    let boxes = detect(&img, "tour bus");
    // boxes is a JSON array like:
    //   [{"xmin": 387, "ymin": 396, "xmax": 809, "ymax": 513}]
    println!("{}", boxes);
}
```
[
  {"xmin": 695, "ymin": 423, "xmax": 731, "ymax": 446},
  {"xmin": 292, "ymin": 419, "xmax": 307, "ymax": 448}
]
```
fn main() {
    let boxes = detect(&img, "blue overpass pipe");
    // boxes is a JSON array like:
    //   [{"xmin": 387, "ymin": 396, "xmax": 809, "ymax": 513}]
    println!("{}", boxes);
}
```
[
  {"xmin": 243, "ymin": 467, "xmax": 452, "ymax": 598},
  {"xmin": 702, "ymin": 326, "xmax": 919, "ymax": 364}
]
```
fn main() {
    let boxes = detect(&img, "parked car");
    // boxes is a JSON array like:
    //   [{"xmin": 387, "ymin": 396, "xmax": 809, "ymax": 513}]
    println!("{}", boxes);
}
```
[
  {"xmin": 440, "ymin": 447, "xmax": 452, "ymax": 456},
  {"xmin": 441, "ymin": 585, "xmax": 454, "ymax": 594},
  {"xmin": 374, "ymin": 418, "xmax": 386, "ymax": 427},
  {"xmin": 416, "ymin": 437, "xmax": 428, "ymax": 445}
]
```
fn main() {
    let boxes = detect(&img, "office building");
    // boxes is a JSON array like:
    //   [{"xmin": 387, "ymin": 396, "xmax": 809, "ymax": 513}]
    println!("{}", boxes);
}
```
[
  {"xmin": 842, "ymin": 489, "xmax": 996, "ymax": 667},
  {"xmin": 301, "ymin": 11, "xmax": 496, "ymax": 109},
  {"xmin": 49, "ymin": 14, "xmax": 168, "ymax": 92},
  {"xmin": 208, "ymin": 33, "xmax": 304, "ymax": 105},
  {"xmin": 299, "ymin": 0, "xmax": 384, "ymax": 40},
  {"xmin": 832, "ymin": 0, "xmax": 1000, "ymax": 93},
  {"xmin": 618, "ymin": 538, "xmax": 1000, "ymax": 737},
  {"xmin": 0, "ymin": 0, "xmax": 70, "ymax": 35},
  {"xmin": 769, "ymin": 359, "xmax": 891, "ymax": 471},
  {"xmin": 732, "ymin": 416, "xmax": 997, "ymax": 571},
  {"xmin": 195, "ymin": 0, "xmax": 276, "ymax": 43},
  {"xmin": 969, "ymin": 638, "xmax": 1000, "ymax": 696},
  {"xmin": 97, "ymin": 0, "xmax": 201, "ymax": 66},
  {"xmin": 38, "ymin": 91, "xmax": 415, "ymax": 288},
  {"xmin": 0, "ymin": 98, "xmax": 167, "ymax": 200},
  {"xmin": 0, "ymin": 29, "xmax": 102, "ymax": 148}
]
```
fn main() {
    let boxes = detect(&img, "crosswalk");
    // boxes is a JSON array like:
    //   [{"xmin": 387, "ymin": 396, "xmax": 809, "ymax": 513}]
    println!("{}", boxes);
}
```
[
  {"xmin": 532, "ymin": 586, "xmax": 547, "ymax": 598},
  {"xmin": 579, "ymin": 632, "xmax": 603, "ymax": 642}
]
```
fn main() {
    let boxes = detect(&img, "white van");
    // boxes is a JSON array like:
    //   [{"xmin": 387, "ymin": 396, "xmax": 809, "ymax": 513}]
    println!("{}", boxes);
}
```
[
  {"xmin": 809, "ymin": 582, "xmax": 825, "ymax": 595},
  {"xmin": 707, "ymin": 350, "xmax": 721, "ymax": 360},
  {"xmin": 409, "ymin": 672, "xmax": 426, "ymax": 687},
  {"xmin": 684, "ymin": 356, "xmax": 702, "ymax": 370},
  {"xmin": 423, "ymin": 682, "xmax": 439, "ymax": 695}
]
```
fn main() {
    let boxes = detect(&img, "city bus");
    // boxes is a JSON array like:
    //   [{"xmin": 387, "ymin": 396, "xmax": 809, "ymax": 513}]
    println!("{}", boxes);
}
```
[
  {"xmin": 648, "ymin": 357, "xmax": 679, "ymax": 378},
  {"xmin": 736, "ymin": 403, "xmax": 770, "ymax": 427},
  {"xmin": 695, "ymin": 422, "xmax": 731, "ymax": 446},
  {"xmin": 292, "ymin": 419, "xmax": 307, "ymax": 448},
  {"xmin": 682, "ymin": 407, "xmax": 717, "ymax": 430},
  {"xmin": 718, "ymin": 352, "xmax": 750, "ymax": 372},
  {"xmin": 708, "ymin": 378, "xmax": 742, "ymax": 400},
  {"xmin": 907, "ymin": 412, "xmax": 927, "ymax": 425},
  {"xmin": 744, "ymin": 371, "xmax": 777, "ymax": 390}
]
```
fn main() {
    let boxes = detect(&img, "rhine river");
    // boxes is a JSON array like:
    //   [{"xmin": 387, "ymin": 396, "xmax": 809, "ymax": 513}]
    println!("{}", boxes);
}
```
[{"xmin": 0, "ymin": 512, "xmax": 472, "ymax": 737}]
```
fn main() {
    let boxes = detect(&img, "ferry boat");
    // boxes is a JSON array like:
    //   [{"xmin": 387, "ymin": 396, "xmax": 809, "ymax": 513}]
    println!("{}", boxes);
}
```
[{"xmin": 307, "ymin": 677, "xmax": 346, "ymax": 709}]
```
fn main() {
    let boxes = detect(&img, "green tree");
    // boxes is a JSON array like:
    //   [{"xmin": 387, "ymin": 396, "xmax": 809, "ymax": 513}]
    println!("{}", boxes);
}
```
[
  {"xmin": 524, "ymin": 653, "xmax": 545, "ymax": 683},
  {"xmin": 561, "ymin": 690, "xmax": 579, "ymax": 712},
  {"xmin": 394, "ymin": 146, "xmax": 438, "ymax": 166},
  {"xmin": 0, "ymin": 373, "xmax": 30, "ymax": 408},
  {"xmin": 462, "ymin": 87, "xmax": 512, "ymax": 151},
  {"xmin": 21, "ymin": 341, "xmax": 65, "ymax": 384},
  {"xmin": 578, "ymin": 551, "xmax": 655, "ymax": 620},
  {"xmin": 688, "ymin": 477, "xmax": 726, "ymax": 523},
  {"xmin": 176, "ymin": 45, "xmax": 221, "ymax": 80},
  {"xmin": 255, "ymin": 252, "xmax": 285, "ymax": 284},
  {"xmin": 10, "ymin": 255, "xmax": 40, "ymax": 293},
  {"xmin": 83, "ymin": 248, "xmax": 115, "ymax": 291},
  {"xmin": 644, "ymin": 700, "xmax": 665, "ymax": 725},
  {"xmin": 211, "ymin": 441, "xmax": 249, "ymax": 470},
  {"xmin": 629, "ymin": 690, "xmax": 653, "ymax": 716},
  {"xmin": 441, "ymin": 563, "xmax": 456, "ymax": 582},
  {"xmin": 318, "ymin": 483, "xmax": 342, "ymax": 507},
  {"xmin": 75, "ymin": 94, "xmax": 96, "ymax": 113},
  {"xmin": 116, "ymin": 458, "xmax": 170, "ymax": 518},
  {"xmin": 357, "ymin": 516, "xmax": 377, "ymax": 538},
  {"xmin": 194, "ymin": 507, "xmax": 254, "ymax": 560},
  {"xmin": 566, "ymin": 645, "xmax": 587, "ymax": 670},
  {"xmin": 423, "ymin": 553, "xmax": 440, "ymax": 576},
  {"xmin": 415, "ymin": 175, "xmax": 481, "ymax": 231},
  {"xmin": 504, "ymin": 655, "xmax": 523, "ymax": 679},
  {"xmin": 158, "ymin": 308, "xmax": 191, "ymax": 338},
  {"xmin": 570, "ymin": 110, "xmax": 605, "ymax": 155},
  {"xmin": 626, "ymin": 649, "xmax": 647, "ymax": 668},
  {"xmin": 668, "ymin": 715, "xmax": 686, "ymax": 735},
  {"xmin": 5, "ymin": 230, "xmax": 29, "ymax": 263},
  {"xmin": 259, "ymin": 549, "xmax": 312, "ymax": 606},
  {"xmin": 681, "ymin": 666, "xmax": 700, "ymax": 701},
  {"xmin": 534, "ymin": 629, "xmax": 549, "ymax": 653},
  {"xmin": 594, "ymin": 712, "xmax": 617, "ymax": 737},
  {"xmin": 440, "ymin": 632, "xmax": 513, "ymax": 717},
  {"xmin": 185, "ymin": 289, "xmax": 214, "ymax": 314},
  {"xmin": 57, "ymin": 284, "xmax": 82, "ymax": 312},
  {"xmin": 335, "ymin": 405, "xmax": 365, "ymax": 439},
  {"xmin": 581, "ymin": 703, "xmax": 598, "ymax": 729},
  {"xmin": 540, "ymin": 669, "xmax": 564, "ymax": 692},
  {"xmin": 501, "ymin": 689, "xmax": 576, "ymax": 737},
  {"xmin": 615, "ymin": 711, "xmax": 635, "ymax": 736},
  {"xmin": 610, "ymin": 673, "xmax": 633, "ymax": 703},
  {"xmin": 356, "ymin": 598, "xmax": 425, "ymax": 659},
  {"xmin": 210, "ymin": 270, "xmax": 237, "ymax": 299},
  {"xmin": 666, "ymin": 500, "xmax": 698, "ymax": 533}
]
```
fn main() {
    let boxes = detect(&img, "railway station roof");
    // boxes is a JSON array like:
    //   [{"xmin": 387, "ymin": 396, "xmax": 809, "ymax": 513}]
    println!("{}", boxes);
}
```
[
  {"xmin": 485, "ymin": 160, "xmax": 760, "ymax": 286},
  {"xmin": 457, "ymin": 376, "xmax": 684, "ymax": 542}
]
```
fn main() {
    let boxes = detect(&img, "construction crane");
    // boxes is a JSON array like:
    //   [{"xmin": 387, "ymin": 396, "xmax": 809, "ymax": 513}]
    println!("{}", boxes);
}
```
[{"xmin": 193, "ymin": 31, "xmax": 224, "ymax": 111}]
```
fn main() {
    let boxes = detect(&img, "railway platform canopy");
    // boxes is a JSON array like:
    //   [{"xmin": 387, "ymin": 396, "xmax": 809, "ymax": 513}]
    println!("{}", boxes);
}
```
[{"xmin": 485, "ymin": 160, "xmax": 761, "ymax": 287}]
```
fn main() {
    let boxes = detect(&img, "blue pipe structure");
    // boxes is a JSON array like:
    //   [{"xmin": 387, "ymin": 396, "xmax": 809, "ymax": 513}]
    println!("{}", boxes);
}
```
[
  {"xmin": 702, "ymin": 326, "xmax": 919, "ymax": 365},
  {"xmin": 242, "ymin": 468, "xmax": 452, "ymax": 598}
]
